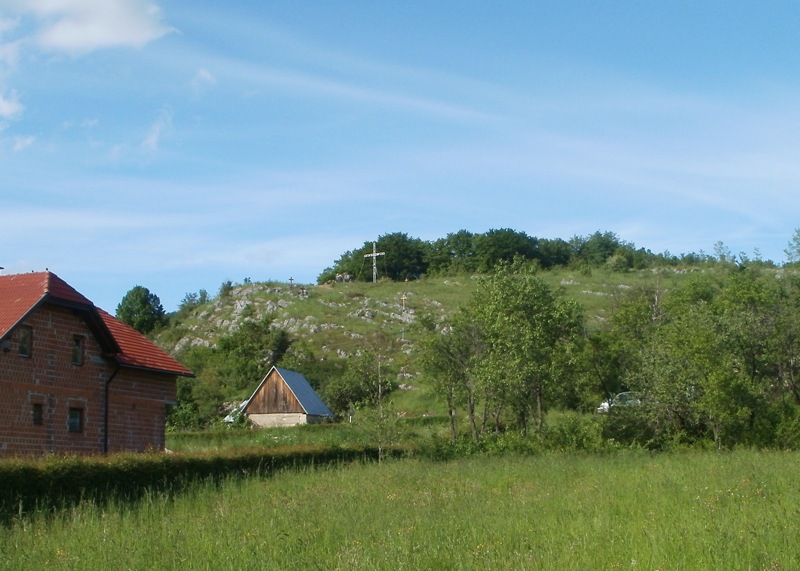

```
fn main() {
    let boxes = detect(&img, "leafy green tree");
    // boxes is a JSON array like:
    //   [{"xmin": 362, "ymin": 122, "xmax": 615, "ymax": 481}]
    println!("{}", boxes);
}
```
[
  {"xmin": 468, "ymin": 259, "xmax": 584, "ymax": 435},
  {"xmin": 420, "ymin": 309, "xmax": 483, "ymax": 441},
  {"xmin": 278, "ymin": 340, "xmax": 345, "ymax": 396},
  {"xmin": 323, "ymin": 351, "xmax": 382, "ymax": 414},
  {"xmin": 116, "ymin": 285, "xmax": 166, "ymax": 334},
  {"xmin": 318, "ymin": 232, "xmax": 429, "ymax": 283},
  {"xmin": 426, "ymin": 230, "xmax": 478, "ymax": 275},
  {"xmin": 218, "ymin": 280, "xmax": 234, "ymax": 298},
  {"xmin": 375, "ymin": 232, "xmax": 429, "ymax": 281},
  {"xmin": 612, "ymin": 268, "xmax": 792, "ymax": 449},
  {"xmin": 318, "ymin": 247, "xmax": 365, "ymax": 283},
  {"xmin": 473, "ymin": 228, "xmax": 538, "ymax": 272},
  {"xmin": 178, "ymin": 289, "xmax": 210, "ymax": 315},
  {"xmin": 179, "ymin": 292, "xmax": 200, "ymax": 312},
  {"xmin": 537, "ymin": 237, "xmax": 572, "ymax": 269},
  {"xmin": 785, "ymin": 228, "xmax": 800, "ymax": 265},
  {"xmin": 571, "ymin": 231, "xmax": 624, "ymax": 268},
  {"xmin": 216, "ymin": 317, "xmax": 292, "ymax": 395}
]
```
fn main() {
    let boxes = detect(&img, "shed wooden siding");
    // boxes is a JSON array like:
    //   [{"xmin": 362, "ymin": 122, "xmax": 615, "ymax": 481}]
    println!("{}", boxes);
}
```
[{"xmin": 245, "ymin": 368, "xmax": 304, "ymax": 414}]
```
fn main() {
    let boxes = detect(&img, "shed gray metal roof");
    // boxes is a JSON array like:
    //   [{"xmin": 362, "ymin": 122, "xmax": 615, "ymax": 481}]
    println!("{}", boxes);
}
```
[{"xmin": 271, "ymin": 366, "xmax": 334, "ymax": 417}]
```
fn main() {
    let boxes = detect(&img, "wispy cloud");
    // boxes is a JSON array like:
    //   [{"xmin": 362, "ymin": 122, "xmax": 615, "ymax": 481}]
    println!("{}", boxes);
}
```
[
  {"xmin": 214, "ymin": 58, "xmax": 500, "ymax": 123},
  {"xmin": 12, "ymin": 134, "xmax": 33, "ymax": 151},
  {"xmin": 141, "ymin": 107, "xmax": 172, "ymax": 152},
  {"xmin": 191, "ymin": 67, "xmax": 216, "ymax": 92},
  {"xmin": 0, "ymin": 1, "xmax": 172, "ymax": 130},
  {"xmin": 4, "ymin": 0, "xmax": 173, "ymax": 55},
  {"xmin": 0, "ymin": 15, "xmax": 20, "ymax": 67},
  {"xmin": 0, "ymin": 89, "xmax": 22, "ymax": 118}
]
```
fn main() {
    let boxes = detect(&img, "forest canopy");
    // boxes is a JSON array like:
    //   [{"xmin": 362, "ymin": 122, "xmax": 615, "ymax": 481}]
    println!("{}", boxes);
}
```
[{"xmin": 317, "ymin": 229, "xmax": 772, "ymax": 284}]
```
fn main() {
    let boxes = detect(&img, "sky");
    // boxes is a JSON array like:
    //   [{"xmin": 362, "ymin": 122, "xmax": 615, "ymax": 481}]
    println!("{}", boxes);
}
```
[{"xmin": 3, "ymin": 1, "xmax": 800, "ymax": 313}]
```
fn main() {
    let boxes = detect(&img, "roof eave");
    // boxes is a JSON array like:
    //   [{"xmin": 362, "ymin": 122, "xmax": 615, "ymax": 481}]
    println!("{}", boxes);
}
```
[{"xmin": 113, "ymin": 360, "xmax": 196, "ymax": 378}]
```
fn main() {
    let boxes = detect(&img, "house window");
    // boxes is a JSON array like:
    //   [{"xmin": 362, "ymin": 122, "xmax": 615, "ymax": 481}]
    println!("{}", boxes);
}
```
[
  {"xmin": 68, "ymin": 407, "xmax": 83, "ymax": 433},
  {"xmin": 32, "ymin": 403, "xmax": 43, "ymax": 425},
  {"xmin": 19, "ymin": 327, "xmax": 32, "ymax": 357},
  {"xmin": 71, "ymin": 336, "xmax": 85, "ymax": 365}
]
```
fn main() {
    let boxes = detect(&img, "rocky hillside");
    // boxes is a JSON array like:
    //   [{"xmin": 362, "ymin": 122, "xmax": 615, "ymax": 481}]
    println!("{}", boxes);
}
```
[{"xmin": 154, "ymin": 268, "xmax": 695, "ymax": 413}]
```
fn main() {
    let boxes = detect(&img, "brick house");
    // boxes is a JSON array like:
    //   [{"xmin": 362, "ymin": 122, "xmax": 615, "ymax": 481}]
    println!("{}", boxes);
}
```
[{"xmin": 0, "ymin": 271, "xmax": 193, "ymax": 456}]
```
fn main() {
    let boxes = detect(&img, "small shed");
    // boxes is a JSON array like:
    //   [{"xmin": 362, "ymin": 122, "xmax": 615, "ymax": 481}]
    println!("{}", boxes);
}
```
[{"xmin": 241, "ymin": 366, "xmax": 334, "ymax": 427}]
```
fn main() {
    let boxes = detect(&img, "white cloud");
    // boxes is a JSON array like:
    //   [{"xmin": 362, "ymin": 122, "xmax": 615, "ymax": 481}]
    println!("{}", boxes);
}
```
[
  {"xmin": 141, "ymin": 107, "xmax": 172, "ymax": 151},
  {"xmin": 0, "ymin": 15, "xmax": 20, "ymax": 67},
  {"xmin": 0, "ymin": 15, "xmax": 17, "ymax": 35},
  {"xmin": 191, "ymin": 67, "xmax": 216, "ymax": 91},
  {"xmin": 12, "ymin": 134, "xmax": 33, "ymax": 151},
  {"xmin": 1, "ymin": 0, "xmax": 173, "ymax": 54},
  {"xmin": 0, "ymin": 89, "xmax": 22, "ymax": 118}
]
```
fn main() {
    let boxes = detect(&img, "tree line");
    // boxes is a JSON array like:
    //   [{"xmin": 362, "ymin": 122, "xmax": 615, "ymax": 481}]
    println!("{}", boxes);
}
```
[
  {"xmin": 317, "ymin": 229, "xmax": 775, "ymax": 284},
  {"xmin": 421, "ymin": 257, "xmax": 800, "ymax": 450}
]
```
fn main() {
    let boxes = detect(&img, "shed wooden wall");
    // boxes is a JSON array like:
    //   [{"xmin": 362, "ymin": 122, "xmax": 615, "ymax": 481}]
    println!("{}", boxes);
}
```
[{"xmin": 245, "ymin": 369, "xmax": 304, "ymax": 414}]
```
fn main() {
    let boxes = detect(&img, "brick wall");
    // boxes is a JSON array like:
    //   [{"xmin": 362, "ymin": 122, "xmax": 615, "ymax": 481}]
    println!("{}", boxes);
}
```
[
  {"xmin": 107, "ymin": 369, "xmax": 176, "ymax": 453},
  {"xmin": 0, "ymin": 304, "xmax": 176, "ymax": 456}
]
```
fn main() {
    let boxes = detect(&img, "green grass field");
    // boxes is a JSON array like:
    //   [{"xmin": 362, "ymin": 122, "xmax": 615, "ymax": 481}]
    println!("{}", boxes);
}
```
[{"xmin": 2, "ymin": 449, "xmax": 798, "ymax": 570}]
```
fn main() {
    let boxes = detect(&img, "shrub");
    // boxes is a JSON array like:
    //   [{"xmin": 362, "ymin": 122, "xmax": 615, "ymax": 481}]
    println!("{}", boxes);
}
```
[
  {"xmin": 0, "ymin": 446, "xmax": 393, "ymax": 524},
  {"xmin": 543, "ymin": 411, "xmax": 605, "ymax": 452}
]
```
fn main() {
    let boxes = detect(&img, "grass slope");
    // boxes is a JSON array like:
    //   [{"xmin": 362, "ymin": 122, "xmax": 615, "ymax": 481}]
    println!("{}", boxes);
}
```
[
  {"xmin": 155, "ymin": 268, "xmax": 699, "ymax": 416},
  {"xmin": 3, "ymin": 450, "xmax": 797, "ymax": 569}
]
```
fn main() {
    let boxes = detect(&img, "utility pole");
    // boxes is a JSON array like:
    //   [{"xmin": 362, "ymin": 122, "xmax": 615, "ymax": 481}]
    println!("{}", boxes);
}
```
[{"xmin": 364, "ymin": 242, "xmax": 385, "ymax": 283}]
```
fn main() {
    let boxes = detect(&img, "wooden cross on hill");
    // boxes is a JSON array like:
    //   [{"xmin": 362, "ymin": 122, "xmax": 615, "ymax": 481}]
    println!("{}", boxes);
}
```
[{"xmin": 364, "ymin": 242, "xmax": 385, "ymax": 283}]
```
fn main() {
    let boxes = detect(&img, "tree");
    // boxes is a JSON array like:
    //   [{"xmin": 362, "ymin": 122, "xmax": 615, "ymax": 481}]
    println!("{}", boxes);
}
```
[
  {"xmin": 317, "ymin": 232, "xmax": 429, "ymax": 283},
  {"xmin": 613, "ymin": 268, "xmax": 787, "ymax": 449},
  {"xmin": 323, "ymin": 351, "xmax": 383, "ymax": 414},
  {"xmin": 785, "ymin": 228, "xmax": 800, "ymax": 265},
  {"xmin": 317, "ymin": 247, "xmax": 365, "ymax": 283},
  {"xmin": 116, "ymin": 285, "xmax": 166, "ymax": 334},
  {"xmin": 537, "ymin": 237, "xmax": 572, "ymax": 269},
  {"xmin": 375, "ymin": 232, "xmax": 429, "ymax": 281},
  {"xmin": 467, "ymin": 259, "xmax": 583, "ymax": 435},
  {"xmin": 473, "ymin": 228, "xmax": 538, "ymax": 272},
  {"xmin": 178, "ymin": 289, "xmax": 209, "ymax": 315},
  {"xmin": 571, "ymin": 231, "xmax": 624, "ymax": 268},
  {"xmin": 420, "ymin": 309, "xmax": 483, "ymax": 441},
  {"xmin": 216, "ymin": 317, "xmax": 292, "ymax": 395},
  {"xmin": 426, "ymin": 230, "xmax": 478, "ymax": 275}
]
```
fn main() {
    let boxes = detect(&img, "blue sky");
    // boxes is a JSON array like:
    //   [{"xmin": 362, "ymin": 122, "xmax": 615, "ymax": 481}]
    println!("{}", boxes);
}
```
[{"xmin": 3, "ymin": 1, "xmax": 800, "ymax": 313}]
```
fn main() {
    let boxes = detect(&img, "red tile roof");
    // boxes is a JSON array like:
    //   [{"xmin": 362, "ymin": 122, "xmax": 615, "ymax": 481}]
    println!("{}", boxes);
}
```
[
  {"xmin": 0, "ymin": 271, "xmax": 193, "ymax": 377},
  {"xmin": 97, "ymin": 308, "xmax": 193, "ymax": 376},
  {"xmin": 0, "ymin": 271, "xmax": 91, "ymax": 337}
]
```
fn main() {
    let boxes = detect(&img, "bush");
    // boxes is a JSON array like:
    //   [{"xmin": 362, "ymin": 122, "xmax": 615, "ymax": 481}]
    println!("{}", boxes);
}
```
[
  {"xmin": 543, "ymin": 411, "xmax": 605, "ymax": 452},
  {"xmin": 0, "ymin": 446, "xmax": 391, "ymax": 524},
  {"xmin": 601, "ymin": 406, "xmax": 660, "ymax": 449}
]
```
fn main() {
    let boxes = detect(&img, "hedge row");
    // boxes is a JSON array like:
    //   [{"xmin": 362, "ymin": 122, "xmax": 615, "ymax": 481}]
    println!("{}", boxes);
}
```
[{"xmin": 0, "ymin": 445, "xmax": 397, "ymax": 524}]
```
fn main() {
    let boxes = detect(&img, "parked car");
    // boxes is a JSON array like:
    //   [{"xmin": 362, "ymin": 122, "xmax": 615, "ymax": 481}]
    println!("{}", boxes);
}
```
[{"xmin": 596, "ymin": 391, "xmax": 641, "ymax": 414}]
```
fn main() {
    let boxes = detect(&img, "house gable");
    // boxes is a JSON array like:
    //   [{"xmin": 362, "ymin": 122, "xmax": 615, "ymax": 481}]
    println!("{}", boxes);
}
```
[{"xmin": 0, "ymin": 271, "xmax": 193, "ymax": 455}]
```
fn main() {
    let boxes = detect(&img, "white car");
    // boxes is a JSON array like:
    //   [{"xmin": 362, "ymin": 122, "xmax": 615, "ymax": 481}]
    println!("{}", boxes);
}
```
[{"xmin": 596, "ymin": 391, "xmax": 640, "ymax": 413}]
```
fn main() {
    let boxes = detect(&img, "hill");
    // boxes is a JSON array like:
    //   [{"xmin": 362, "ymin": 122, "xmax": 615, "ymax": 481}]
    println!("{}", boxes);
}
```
[{"xmin": 154, "ymin": 267, "xmax": 698, "ymax": 421}]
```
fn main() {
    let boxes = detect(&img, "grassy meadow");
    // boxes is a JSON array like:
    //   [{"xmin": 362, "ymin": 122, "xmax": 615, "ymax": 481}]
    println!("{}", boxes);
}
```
[{"xmin": 2, "ymin": 449, "xmax": 799, "ymax": 570}]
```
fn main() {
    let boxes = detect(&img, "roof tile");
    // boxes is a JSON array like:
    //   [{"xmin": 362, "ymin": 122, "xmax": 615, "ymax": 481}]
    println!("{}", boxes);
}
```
[
  {"xmin": 0, "ymin": 271, "xmax": 192, "ymax": 377},
  {"xmin": 97, "ymin": 308, "xmax": 193, "ymax": 376}
]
